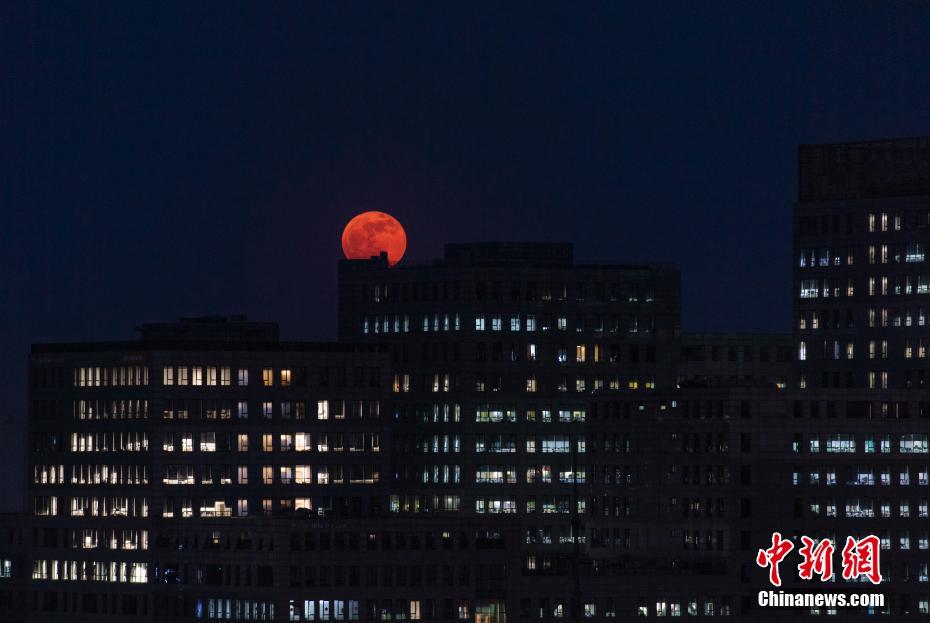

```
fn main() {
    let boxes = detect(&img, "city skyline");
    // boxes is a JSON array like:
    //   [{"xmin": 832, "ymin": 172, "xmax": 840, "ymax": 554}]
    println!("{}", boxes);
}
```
[
  {"xmin": 4, "ymin": 135, "xmax": 930, "ymax": 620},
  {"xmin": 3, "ymin": 2, "xmax": 930, "ymax": 424},
  {"xmin": 4, "ymin": 3, "xmax": 930, "ymax": 621}
]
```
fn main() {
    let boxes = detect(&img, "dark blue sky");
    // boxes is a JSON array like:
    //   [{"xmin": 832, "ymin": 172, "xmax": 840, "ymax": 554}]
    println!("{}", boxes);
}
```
[{"xmin": 2, "ymin": 2, "xmax": 930, "ymax": 418}]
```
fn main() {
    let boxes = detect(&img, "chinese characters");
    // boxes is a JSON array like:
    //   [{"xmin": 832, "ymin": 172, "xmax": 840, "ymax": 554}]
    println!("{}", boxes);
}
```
[{"xmin": 756, "ymin": 533, "xmax": 882, "ymax": 586}]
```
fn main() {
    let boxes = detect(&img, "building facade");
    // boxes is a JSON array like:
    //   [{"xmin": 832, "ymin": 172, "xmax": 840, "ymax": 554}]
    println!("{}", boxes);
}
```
[
  {"xmin": 678, "ymin": 334, "xmax": 794, "ymax": 389},
  {"xmin": 795, "ymin": 135, "xmax": 930, "ymax": 390},
  {"xmin": 0, "ymin": 513, "xmax": 28, "ymax": 623},
  {"xmin": 4, "ymin": 135, "xmax": 930, "ymax": 621},
  {"xmin": 24, "ymin": 318, "xmax": 398, "ymax": 622},
  {"xmin": 337, "ymin": 241, "xmax": 681, "ymax": 517},
  {"xmin": 336, "ymin": 243, "xmax": 682, "ymax": 599}
]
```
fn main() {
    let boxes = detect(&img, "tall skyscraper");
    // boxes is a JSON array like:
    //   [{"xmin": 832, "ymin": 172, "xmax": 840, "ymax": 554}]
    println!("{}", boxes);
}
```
[{"xmin": 795, "ymin": 135, "xmax": 930, "ymax": 390}]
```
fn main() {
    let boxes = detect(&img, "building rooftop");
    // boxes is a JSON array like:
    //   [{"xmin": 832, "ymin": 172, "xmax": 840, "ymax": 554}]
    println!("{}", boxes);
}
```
[
  {"xmin": 681, "ymin": 332, "xmax": 793, "ymax": 343},
  {"xmin": 135, "ymin": 315, "xmax": 279, "ymax": 343},
  {"xmin": 31, "ymin": 316, "xmax": 387, "ymax": 354},
  {"xmin": 339, "ymin": 242, "xmax": 670, "ymax": 271},
  {"xmin": 443, "ymin": 242, "xmax": 574, "ymax": 267},
  {"xmin": 798, "ymin": 134, "xmax": 930, "ymax": 202},
  {"xmin": 31, "ymin": 340, "xmax": 386, "ymax": 355}
]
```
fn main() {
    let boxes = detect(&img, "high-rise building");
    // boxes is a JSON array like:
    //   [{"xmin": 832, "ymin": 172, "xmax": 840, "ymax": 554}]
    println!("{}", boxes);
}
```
[
  {"xmin": 336, "ymin": 243, "xmax": 701, "ymax": 617},
  {"xmin": 795, "ymin": 135, "xmax": 930, "ymax": 390},
  {"xmin": 5, "ymin": 134, "xmax": 930, "ymax": 621},
  {"xmin": 337, "ymin": 242, "xmax": 680, "ymax": 523}
]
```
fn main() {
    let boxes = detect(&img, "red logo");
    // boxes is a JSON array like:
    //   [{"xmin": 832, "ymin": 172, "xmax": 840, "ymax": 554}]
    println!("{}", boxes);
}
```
[
  {"xmin": 756, "ymin": 532, "xmax": 794, "ymax": 587},
  {"xmin": 840, "ymin": 535, "xmax": 882, "ymax": 585},
  {"xmin": 758, "ymin": 533, "xmax": 882, "ymax": 586},
  {"xmin": 797, "ymin": 536, "xmax": 835, "ymax": 581}
]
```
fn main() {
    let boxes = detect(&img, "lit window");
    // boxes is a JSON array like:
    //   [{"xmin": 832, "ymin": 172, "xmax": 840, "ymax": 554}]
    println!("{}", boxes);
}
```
[
  {"xmin": 825, "ymin": 434, "xmax": 855, "ymax": 453},
  {"xmin": 295, "ymin": 465, "xmax": 312, "ymax": 484},
  {"xmin": 199, "ymin": 432, "xmax": 216, "ymax": 452},
  {"xmin": 295, "ymin": 433, "xmax": 311, "ymax": 452},
  {"xmin": 262, "ymin": 368, "xmax": 273, "ymax": 386},
  {"xmin": 800, "ymin": 279, "xmax": 819, "ymax": 298},
  {"xmin": 901, "ymin": 434, "xmax": 929, "ymax": 454},
  {"xmin": 576, "ymin": 345, "xmax": 586, "ymax": 362}
]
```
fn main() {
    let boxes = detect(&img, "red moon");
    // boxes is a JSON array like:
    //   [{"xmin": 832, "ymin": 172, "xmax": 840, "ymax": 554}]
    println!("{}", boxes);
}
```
[{"xmin": 341, "ymin": 211, "xmax": 407, "ymax": 266}]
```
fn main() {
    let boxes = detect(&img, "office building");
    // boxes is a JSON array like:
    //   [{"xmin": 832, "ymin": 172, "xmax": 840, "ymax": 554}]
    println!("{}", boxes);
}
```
[
  {"xmin": 4, "ymin": 134, "xmax": 930, "ymax": 620},
  {"xmin": 795, "ymin": 135, "xmax": 930, "ymax": 389}
]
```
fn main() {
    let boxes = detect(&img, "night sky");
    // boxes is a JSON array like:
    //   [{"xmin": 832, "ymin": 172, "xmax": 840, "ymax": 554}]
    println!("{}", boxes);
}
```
[{"xmin": 2, "ymin": 2, "xmax": 930, "ymax": 436}]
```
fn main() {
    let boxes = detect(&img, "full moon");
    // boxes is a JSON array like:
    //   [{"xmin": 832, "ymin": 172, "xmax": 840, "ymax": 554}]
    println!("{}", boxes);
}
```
[{"xmin": 341, "ymin": 211, "xmax": 407, "ymax": 266}]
